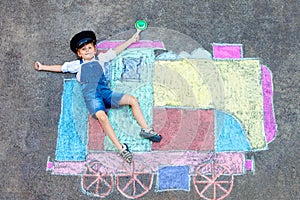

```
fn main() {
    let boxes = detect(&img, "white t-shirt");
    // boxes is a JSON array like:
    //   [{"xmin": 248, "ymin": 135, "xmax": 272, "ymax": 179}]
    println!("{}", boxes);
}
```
[{"xmin": 61, "ymin": 49, "xmax": 117, "ymax": 81}]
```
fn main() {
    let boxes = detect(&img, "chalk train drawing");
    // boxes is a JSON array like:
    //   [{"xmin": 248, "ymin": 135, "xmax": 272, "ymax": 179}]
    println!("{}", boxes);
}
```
[{"xmin": 46, "ymin": 39, "xmax": 277, "ymax": 199}]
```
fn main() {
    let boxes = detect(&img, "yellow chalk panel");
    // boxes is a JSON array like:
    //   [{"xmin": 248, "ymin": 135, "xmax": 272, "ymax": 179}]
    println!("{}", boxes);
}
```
[{"xmin": 154, "ymin": 59, "xmax": 214, "ymax": 107}]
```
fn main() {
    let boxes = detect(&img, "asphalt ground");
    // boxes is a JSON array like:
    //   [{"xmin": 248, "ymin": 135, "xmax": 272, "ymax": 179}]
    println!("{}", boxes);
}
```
[{"xmin": 0, "ymin": 0, "xmax": 299, "ymax": 199}]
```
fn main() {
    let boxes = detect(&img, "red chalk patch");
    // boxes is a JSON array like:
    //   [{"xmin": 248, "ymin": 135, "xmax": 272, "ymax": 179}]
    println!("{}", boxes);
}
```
[
  {"xmin": 88, "ymin": 115, "xmax": 105, "ymax": 150},
  {"xmin": 152, "ymin": 108, "xmax": 215, "ymax": 151}
]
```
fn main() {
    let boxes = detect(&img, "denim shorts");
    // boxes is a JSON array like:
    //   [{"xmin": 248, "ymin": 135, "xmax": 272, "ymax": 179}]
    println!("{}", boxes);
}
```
[{"xmin": 81, "ymin": 83, "xmax": 124, "ymax": 119}]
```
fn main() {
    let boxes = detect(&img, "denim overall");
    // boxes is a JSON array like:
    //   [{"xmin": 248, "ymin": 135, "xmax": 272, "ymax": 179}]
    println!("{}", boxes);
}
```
[{"xmin": 79, "ymin": 58, "xmax": 124, "ymax": 119}]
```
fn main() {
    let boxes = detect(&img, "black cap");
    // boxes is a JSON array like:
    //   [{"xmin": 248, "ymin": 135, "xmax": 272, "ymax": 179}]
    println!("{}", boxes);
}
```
[{"xmin": 70, "ymin": 30, "xmax": 96, "ymax": 53}]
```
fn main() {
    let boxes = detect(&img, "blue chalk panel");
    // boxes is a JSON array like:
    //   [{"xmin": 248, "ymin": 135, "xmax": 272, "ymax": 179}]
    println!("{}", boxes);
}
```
[{"xmin": 156, "ymin": 165, "xmax": 190, "ymax": 191}]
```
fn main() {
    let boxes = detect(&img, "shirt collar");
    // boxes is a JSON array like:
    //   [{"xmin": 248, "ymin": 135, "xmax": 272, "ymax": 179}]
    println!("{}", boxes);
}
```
[{"xmin": 81, "ymin": 55, "xmax": 97, "ymax": 63}]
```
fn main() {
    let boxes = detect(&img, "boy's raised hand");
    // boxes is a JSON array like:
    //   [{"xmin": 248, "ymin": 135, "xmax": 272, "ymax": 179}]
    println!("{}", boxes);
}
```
[{"xmin": 131, "ymin": 31, "xmax": 140, "ymax": 43}]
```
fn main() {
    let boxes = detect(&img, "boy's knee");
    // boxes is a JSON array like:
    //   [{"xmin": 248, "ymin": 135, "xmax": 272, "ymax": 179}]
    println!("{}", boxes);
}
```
[
  {"xmin": 95, "ymin": 110, "xmax": 108, "ymax": 123},
  {"xmin": 130, "ymin": 95, "xmax": 139, "ymax": 106}
]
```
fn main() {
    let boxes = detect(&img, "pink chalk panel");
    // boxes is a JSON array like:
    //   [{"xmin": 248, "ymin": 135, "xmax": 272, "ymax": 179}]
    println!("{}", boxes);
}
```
[
  {"xmin": 96, "ymin": 40, "xmax": 165, "ymax": 49},
  {"xmin": 52, "ymin": 161, "xmax": 86, "ymax": 175},
  {"xmin": 46, "ymin": 162, "xmax": 53, "ymax": 171},
  {"xmin": 213, "ymin": 43, "xmax": 243, "ymax": 59},
  {"xmin": 245, "ymin": 160, "xmax": 253, "ymax": 171},
  {"xmin": 87, "ymin": 151, "xmax": 245, "ymax": 175}
]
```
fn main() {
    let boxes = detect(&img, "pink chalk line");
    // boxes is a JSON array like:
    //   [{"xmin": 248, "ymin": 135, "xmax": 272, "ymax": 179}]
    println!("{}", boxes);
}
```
[
  {"xmin": 96, "ymin": 40, "xmax": 165, "ymax": 49},
  {"xmin": 261, "ymin": 65, "xmax": 277, "ymax": 143}
]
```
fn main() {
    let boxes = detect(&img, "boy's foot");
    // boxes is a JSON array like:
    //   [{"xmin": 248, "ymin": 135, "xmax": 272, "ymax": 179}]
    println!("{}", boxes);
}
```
[
  {"xmin": 119, "ymin": 143, "xmax": 132, "ymax": 163},
  {"xmin": 140, "ymin": 128, "xmax": 162, "ymax": 142}
]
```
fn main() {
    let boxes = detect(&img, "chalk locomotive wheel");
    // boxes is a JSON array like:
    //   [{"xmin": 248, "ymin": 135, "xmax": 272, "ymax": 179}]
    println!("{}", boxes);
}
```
[
  {"xmin": 116, "ymin": 159, "xmax": 153, "ymax": 199},
  {"xmin": 193, "ymin": 162, "xmax": 234, "ymax": 200},
  {"xmin": 81, "ymin": 160, "xmax": 114, "ymax": 197}
]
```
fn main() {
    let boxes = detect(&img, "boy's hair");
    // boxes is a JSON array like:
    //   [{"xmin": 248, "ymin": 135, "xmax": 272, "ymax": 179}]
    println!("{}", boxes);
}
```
[{"xmin": 70, "ymin": 30, "xmax": 96, "ymax": 54}]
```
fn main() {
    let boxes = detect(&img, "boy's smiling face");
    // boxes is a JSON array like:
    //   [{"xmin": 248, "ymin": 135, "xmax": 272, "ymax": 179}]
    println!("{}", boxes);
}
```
[{"xmin": 77, "ymin": 42, "xmax": 97, "ymax": 61}]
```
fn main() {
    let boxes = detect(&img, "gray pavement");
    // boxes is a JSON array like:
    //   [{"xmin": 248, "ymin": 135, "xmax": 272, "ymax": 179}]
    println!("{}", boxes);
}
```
[{"xmin": 0, "ymin": 0, "xmax": 299, "ymax": 199}]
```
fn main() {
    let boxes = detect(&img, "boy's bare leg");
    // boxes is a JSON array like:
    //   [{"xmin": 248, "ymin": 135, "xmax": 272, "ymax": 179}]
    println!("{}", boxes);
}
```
[
  {"xmin": 95, "ymin": 110, "xmax": 123, "ymax": 150},
  {"xmin": 119, "ymin": 94, "xmax": 162, "ymax": 143},
  {"xmin": 119, "ymin": 94, "xmax": 149, "ymax": 129}
]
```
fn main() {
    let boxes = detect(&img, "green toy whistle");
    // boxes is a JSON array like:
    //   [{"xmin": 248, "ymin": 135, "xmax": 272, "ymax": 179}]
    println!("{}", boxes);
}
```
[{"xmin": 135, "ymin": 20, "xmax": 148, "ymax": 33}]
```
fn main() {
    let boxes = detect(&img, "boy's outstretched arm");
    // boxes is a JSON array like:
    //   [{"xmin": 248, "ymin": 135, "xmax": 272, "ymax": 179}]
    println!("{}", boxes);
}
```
[
  {"xmin": 34, "ymin": 61, "xmax": 62, "ymax": 72},
  {"xmin": 113, "ymin": 32, "xmax": 140, "ymax": 55}
]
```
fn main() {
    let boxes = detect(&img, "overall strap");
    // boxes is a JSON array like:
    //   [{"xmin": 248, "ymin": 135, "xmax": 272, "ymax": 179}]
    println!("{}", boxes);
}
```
[{"xmin": 80, "ymin": 59, "xmax": 103, "ymax": 83}]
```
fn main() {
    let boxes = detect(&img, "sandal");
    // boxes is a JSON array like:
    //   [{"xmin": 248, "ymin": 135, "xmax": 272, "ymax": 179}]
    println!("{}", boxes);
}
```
[
  {"xmin": 140, "ymin": 128, "xmax": 162, "ymax": 142},
  {"xmin": 119, "ymin": 143, "xmax": 132, "ymax": 163}
]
